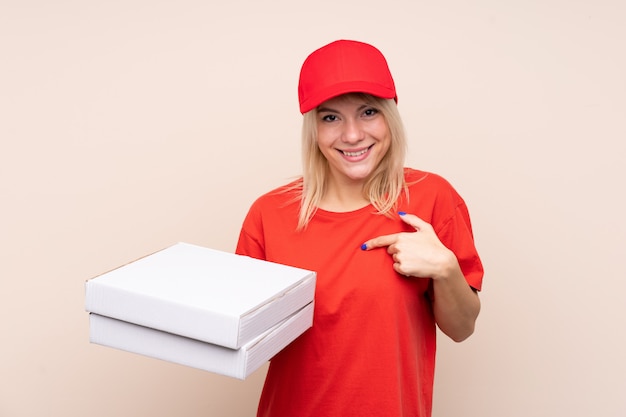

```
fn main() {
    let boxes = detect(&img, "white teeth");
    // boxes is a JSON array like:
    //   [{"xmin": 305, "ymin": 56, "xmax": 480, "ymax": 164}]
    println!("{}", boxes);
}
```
[{"xmin": 342, "ymin": 148, "xmax": 368, "ymax": 157}]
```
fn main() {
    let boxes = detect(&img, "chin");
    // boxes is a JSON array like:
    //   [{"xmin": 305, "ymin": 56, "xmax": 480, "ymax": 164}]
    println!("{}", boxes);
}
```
[{"xmin": 344, "ymin": 168, "xmax": 375, "ymax": 182}]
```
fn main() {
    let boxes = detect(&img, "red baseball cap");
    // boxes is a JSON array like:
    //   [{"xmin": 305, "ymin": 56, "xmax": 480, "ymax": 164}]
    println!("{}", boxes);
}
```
[{"xmin": 297, "ymin": 39, "xmax": 397, "ymax": 114}]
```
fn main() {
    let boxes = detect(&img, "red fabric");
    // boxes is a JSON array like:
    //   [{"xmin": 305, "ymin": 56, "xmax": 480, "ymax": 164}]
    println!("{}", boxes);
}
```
[
  {"xmin": 236, "ymin": 169, "xmax": 483, "ymax": 417},
  {"xmin": 298, "ymin": 39, "xmax": 397, "ymax": 113}
]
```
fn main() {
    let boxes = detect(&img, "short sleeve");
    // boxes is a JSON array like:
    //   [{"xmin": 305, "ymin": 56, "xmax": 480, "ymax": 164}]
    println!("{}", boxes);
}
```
[
  {"xmin": 235, "ymin": 201, "xmax": 267, "ymax": 261},
  {"xmin": 437, "ymin": 202, "xmax": 484, "ymax": 291}
]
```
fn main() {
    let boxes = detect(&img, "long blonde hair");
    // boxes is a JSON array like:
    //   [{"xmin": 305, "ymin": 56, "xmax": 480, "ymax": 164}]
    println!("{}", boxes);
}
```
[{"xmin": 295, "ymin": 93, "xmax": 408, "ymax": 230}]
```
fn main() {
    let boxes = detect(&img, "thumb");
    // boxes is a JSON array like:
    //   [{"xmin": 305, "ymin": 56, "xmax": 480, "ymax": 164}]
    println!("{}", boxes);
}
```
[{"xmin": 398, "ymin": 212, "xmax": 430, "ymax": 231}]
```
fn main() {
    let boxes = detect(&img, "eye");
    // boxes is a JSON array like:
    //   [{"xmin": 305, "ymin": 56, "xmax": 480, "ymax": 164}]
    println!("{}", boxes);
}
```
[
  {"xmin": 362, "ymin": 107, "xmax": 379, "ymax": 117},
  {"xmin": 320, "ymin": 114, "xmax": 338, "ymax": 122}
]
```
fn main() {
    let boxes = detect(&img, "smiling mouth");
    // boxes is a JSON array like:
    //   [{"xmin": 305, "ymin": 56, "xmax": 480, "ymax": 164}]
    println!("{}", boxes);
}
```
[{"xmin": 340, "ymin": 144, "xmax": 373, "ymax": 157}]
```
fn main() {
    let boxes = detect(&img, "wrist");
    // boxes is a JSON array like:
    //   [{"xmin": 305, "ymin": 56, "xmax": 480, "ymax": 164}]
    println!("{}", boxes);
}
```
[{"xmin": 432, "ymin": 249, "xmax": 460, "ymax": 281}]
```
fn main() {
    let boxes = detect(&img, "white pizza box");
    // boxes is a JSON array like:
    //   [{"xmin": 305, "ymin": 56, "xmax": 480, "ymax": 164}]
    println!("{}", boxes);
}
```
[
  {"xmin": 89, "ymin": 302, "xmax": 313, "ymax": 380},
  {"xmin": 85, "ymin": 242, "xmax": 316, "ymax": 349}
]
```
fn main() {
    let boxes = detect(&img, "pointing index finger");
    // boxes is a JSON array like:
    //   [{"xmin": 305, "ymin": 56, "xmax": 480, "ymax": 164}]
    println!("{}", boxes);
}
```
[{"xmin": 361, "ymin": 233, "xmax": 400, "ymax": 251}]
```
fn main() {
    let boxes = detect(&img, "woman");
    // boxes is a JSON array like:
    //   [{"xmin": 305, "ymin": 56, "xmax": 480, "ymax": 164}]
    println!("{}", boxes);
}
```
[{"xmin": 236, "ymin": 39, "xmax": 483, "ymax": 417}]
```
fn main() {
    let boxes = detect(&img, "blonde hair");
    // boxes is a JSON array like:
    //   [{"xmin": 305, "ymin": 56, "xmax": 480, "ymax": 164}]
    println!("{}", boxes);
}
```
[{"xmin": 295, "ymin": 93, "xmax": 408, "ymax": 230}]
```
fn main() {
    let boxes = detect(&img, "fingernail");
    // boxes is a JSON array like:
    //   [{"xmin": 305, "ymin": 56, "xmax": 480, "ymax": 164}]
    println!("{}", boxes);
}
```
[
  {"xmin": 398, "ymin": 211, "xmax": 406, "ymax": 216},
  {"xmin": 360, "ymin": 243, "xmax": 367, "ymax": 250}
]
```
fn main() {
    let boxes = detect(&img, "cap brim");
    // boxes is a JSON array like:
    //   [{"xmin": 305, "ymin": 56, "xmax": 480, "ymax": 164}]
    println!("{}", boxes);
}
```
[{"xmin": 299, "ymin": 81, "xmax": 397, "ymax": 113}]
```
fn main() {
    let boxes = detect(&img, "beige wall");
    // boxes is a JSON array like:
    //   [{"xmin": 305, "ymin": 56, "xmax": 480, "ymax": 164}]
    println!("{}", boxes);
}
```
[{"xmin": 1, "ymin": 1, "xmax": 625, "ymax": 416}]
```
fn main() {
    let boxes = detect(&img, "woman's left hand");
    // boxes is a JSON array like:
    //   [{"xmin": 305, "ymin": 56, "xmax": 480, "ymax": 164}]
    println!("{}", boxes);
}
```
[
  {"xmin": 362, "ymin": 212, "xmax": 480, "ymax": 342},
  {"xmin": 361, "ymin": 212, "xmax": 456, "ymax": 279}
]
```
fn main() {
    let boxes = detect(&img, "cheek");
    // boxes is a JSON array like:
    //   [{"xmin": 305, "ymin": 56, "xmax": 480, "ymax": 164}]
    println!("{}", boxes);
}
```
[
  {"xmin": 373, "ymin": 127, "xmax": 392, "ymax": 149},
  {"xmin": 379, "ymin": 122, "xmax": 392, "ymax": 138},
  {"xmin": 369, "ymin": 119, "xmax": 390, "ymax": 140},
  {"xmin": 315, "ymin": 128, "xmax": 337, "ymax": 149},
  {"xmin": 381, "ymin": 135, "xmax": 392, "ymax": 152},
  {"xmin": 314, "ymin": 137, "xmax": 334, "ymax": 160}
]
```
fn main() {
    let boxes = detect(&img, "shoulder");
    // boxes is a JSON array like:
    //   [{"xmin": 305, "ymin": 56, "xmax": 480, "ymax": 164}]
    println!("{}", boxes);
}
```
[
  {"xmin": 401, "ymin": 168, "xmax": 469, "ymax": 229},
  {"xmin": 237, "ymin": 178, "xmax": 302, "ymax": 257},
  {"xmin": 242, "ymin": 178, "xmax": 302, "ymax": 228}
]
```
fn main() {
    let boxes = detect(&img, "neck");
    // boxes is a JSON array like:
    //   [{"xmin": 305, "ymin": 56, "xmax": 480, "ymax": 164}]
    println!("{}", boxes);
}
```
[{"xmin": 318, "ymin": 178, "xmax": 370, "ymax": 212}]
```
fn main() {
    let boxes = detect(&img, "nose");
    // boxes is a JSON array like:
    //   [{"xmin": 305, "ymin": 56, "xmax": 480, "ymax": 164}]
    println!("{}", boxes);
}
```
[{"xmin": 341, "ymin": 118, "xmax": 365, "ymax": 144}]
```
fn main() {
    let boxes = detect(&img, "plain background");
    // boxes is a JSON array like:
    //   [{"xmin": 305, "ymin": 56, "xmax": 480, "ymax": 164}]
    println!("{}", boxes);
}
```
[{"xmin": 1, "ymin": 1, "xmax": 625, "ymax": 416}]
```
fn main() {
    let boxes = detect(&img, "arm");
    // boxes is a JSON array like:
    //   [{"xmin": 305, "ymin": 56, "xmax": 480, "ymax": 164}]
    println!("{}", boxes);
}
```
[{"xmin": 429, "ymin": 249, "xmax": 480, "ymax": 342}]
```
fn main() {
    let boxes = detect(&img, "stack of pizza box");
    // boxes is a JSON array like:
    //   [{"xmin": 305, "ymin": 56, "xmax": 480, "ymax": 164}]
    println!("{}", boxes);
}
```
[{"xmin": 85, "ymin": 242, "xmax": 316, "ymax": 379}]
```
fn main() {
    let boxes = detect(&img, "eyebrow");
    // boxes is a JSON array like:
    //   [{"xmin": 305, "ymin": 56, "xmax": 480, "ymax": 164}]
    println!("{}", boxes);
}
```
[{"xmin": 316, "ymin": 104, "xmax": 371, "ymax": 113}]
